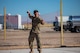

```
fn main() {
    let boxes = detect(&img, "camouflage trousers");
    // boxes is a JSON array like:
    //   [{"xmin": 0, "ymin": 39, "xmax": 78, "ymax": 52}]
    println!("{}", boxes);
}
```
[{"xmin": 28, "ymin": 31, "xmax": 41, "ymax": 51}]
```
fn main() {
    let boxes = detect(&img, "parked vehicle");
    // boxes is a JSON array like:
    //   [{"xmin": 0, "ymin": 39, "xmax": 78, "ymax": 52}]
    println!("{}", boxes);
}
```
[
  {"xmin": 53, "ymin": 16, "xmax": 80, "ymax": 32},
  {"xmin": 67, "ymin": 16, "xmax": 80, "ymax": 32},
  {"xmin": 53, "ymin": 16, "xmax": 69, "ymax": 31}
]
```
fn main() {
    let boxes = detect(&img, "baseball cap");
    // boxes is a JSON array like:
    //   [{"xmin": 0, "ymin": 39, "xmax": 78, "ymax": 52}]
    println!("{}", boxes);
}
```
[{"xmin": 34, "ymin": 10, "xmax": 38, "ymax": 14}]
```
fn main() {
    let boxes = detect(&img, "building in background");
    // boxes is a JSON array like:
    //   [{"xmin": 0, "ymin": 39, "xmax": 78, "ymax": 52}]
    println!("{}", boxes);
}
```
[
  {"xmin": 0, "ymin": 24, "xmax": 3, "ymax": 30},
  {"xmin": 0, "ymin": 14, "xmax": 22, "ymax": 29}
]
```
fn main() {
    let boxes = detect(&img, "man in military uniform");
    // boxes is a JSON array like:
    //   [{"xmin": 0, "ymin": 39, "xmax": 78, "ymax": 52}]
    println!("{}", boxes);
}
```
[{"xmin": 27, "ymin": 10, "xmax": 44, "ymax": 53}]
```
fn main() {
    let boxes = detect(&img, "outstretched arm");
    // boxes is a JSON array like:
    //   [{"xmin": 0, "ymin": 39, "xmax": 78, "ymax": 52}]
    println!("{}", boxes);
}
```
[{"xmin": 27, "ymin": 11, "xmax": 33, "ymax": 19}]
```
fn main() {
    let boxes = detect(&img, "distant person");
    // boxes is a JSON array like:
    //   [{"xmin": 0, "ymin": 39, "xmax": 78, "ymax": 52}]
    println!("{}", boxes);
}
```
[{"xmin": 27, "ymin": 10, "xmax": 44, "ymax": 53}]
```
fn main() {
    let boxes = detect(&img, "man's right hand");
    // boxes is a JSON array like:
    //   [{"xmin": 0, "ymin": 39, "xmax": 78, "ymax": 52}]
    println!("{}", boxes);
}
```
[{"xmin": 27, "ymin": 11, "xmax": 30, "ymax": 14}]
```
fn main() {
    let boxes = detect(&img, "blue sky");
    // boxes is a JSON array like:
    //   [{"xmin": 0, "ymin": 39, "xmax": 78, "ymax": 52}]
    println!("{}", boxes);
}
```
[
  {"xmin": 0, "ymin": 0, "xmax": 59, "ymax": 15},
  {"xmin": 0, "ymin": 0, "xmax": 80, "ymax": 15},
  {"xmin": 0, "ymin": 0, "xmax": 80, "ymax": 22}
]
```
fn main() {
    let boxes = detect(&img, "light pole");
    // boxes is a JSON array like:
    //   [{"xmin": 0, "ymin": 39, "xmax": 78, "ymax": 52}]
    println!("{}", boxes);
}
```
[
  {"xmin": 60, "ymin": 0, "xmax": 65, "ymax": 47},
  {"xmin": 27, "ymin": 16, "xmax": 29, "ymax": 29},
  {"xmin": 4, "ymin": 7, "xmax": 6, "ymax": 40}
]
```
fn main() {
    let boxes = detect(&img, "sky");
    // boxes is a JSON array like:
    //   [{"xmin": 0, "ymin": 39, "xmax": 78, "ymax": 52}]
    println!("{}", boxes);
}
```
[{"xmin": 0, "ymin": 0, "xmax": 80, "ymax": 22}]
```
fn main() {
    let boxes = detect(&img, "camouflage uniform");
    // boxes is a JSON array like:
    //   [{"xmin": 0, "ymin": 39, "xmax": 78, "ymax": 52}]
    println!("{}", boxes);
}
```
[{"xmin": 28, "ymin": 16, "xmax": 43, "ymax": 51}]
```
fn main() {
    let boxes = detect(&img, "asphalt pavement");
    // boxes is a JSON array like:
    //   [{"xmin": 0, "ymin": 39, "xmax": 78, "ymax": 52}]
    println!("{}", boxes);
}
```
[{"xmin": 0, "ymin": 48, "xmax": 80, "ymax": 53}]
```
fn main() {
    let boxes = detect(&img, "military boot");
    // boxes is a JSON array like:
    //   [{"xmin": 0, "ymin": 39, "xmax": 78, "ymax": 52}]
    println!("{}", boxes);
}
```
[
  {"xmin": 29, "ymin": 49, "xmax": 33, "ymax": 53},
  {"xmin": 29, "ymin": 51, "xmax": 33, "ymax": 53},
  {"xmin": 38, "ymin": 50, "xmax": 41, "ymax": 53}
]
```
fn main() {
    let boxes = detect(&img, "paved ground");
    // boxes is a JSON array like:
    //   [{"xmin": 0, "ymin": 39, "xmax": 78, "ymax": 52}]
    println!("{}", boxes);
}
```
[
  {"xmin": 0, "ymin": 27, "xmax": 80, "ymax": 49},
  {"xmin": 0, "ymin": 48, "xmax": 80, "ymax": 53}
]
